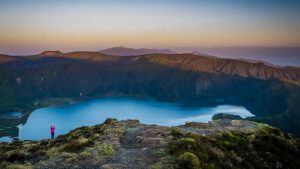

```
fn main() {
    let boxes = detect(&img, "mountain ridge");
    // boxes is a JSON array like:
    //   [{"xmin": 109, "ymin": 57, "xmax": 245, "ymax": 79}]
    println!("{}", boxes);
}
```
[
  {"xmin": 100, "ymin": 46, "xmax": 176, "ymax": 56},
  {"xmin": 1, "ymin": 51, "xmax": 299, "ymax": 85},
  {"xmin": 137, "ymin": 53, "xmax": 300, "ymax": 85}
]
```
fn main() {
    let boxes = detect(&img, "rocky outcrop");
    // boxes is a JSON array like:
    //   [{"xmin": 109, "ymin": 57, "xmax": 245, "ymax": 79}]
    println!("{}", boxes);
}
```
[{"xmin": 212, "ymin": 113, "xmax": 243, "ymax": 120}]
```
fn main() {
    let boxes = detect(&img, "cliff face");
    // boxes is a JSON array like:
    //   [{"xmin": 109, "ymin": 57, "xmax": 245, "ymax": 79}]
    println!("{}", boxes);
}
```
[
  {"xmin": 140, "ymin": 54, "xmax": 300, "ymax": 85},
  {"xmin": 0, "ymin": 119, "xmax": 299, "ymax": 169}
]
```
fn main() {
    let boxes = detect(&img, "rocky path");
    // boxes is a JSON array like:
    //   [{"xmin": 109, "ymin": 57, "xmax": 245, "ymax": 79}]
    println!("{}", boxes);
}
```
[
  {"xmin": 180, "ymin": 119, "xmax": 258, "ymax": 136},
  {"xmin": 113, "ymin": 125, "xmax": 169, "ymax": 169},
  {"xmin": 101, "ymin": 119, "xmax": 258, "ymax": 169}
]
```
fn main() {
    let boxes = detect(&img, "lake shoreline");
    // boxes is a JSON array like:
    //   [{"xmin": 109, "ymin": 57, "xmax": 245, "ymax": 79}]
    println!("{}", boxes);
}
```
[{"xmin": 0, "ymin": 96, "xmax": 253, "ymax": 141}]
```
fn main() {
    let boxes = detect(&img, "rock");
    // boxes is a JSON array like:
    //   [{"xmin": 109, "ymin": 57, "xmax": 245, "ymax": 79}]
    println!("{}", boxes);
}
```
[{"xmin": 212, "ymin": 113, "xmax": 243, "ymax": 120}]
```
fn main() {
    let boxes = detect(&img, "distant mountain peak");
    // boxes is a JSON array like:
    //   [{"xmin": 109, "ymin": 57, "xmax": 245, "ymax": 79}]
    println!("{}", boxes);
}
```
[
  {"xmin": 39, "ymin": 50, "xmax": 64, "ymax": 56},
  {"xmin": 100, "ymin": 46, "xmax": 175, "ymax": 56},
  {"xmin": 190, "ymin": 51, "xmax": 217, "ymax": 58}
]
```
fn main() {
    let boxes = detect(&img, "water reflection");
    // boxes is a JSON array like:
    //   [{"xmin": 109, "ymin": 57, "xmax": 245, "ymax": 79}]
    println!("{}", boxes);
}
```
[{"xmin": 0, "ymin": 112, "xmax": 30, "ymax": 140}]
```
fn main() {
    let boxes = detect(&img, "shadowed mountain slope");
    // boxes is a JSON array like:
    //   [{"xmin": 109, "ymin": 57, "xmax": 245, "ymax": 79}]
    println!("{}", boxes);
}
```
[
  {"xmin": 0, "ymin": 54, "xmax": 20, "ymax": 64},
  {"xmin": 138, "ymin": 53, "xmax": 300, "ymax": 85}
]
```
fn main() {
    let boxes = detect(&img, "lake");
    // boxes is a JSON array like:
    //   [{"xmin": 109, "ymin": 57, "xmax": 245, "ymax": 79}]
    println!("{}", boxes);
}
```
[{"xmin": 0, "ymin": 97, "xmax": 254, "ymax": 141}]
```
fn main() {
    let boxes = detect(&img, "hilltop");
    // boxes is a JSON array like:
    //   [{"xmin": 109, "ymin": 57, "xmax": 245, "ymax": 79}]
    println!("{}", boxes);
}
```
[
  {"xmin": 26, "ymin": 51, "xmax": 116, "ymax": 62},
  {"xmin": 0, "ymin": 119, "xmax": 299, "ymax": 169}
]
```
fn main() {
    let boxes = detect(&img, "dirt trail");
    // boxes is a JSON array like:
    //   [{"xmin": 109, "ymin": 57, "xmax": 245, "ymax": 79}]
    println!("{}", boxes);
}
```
[{"xmin": 112, "ymin": 125, "xmax": 169, "ymax": 169}]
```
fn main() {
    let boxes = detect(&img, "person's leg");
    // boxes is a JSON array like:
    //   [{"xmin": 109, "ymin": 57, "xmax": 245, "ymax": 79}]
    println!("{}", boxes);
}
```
[{"xmin": 51, "ymin": 133, "xmax": 54, "ymax": 139}]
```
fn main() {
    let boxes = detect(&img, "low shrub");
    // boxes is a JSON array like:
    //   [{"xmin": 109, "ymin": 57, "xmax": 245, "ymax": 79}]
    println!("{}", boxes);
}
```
[
  {"xmin": 178, "ymin": 138, "xmax": 198, "ymax": 151},
  {"xmin": 6, "ymin": 163, "xmax": 33, "ymax": 169},
  {"xmin": 5, "ymin": 150, "xmax": 28, "ymax": 162},
  {"xmin": 177, "ymin": 152, "xmax": 200, "ymax": 169},
  {"xmin": 170, "ymin": 127, "xmax": 183, "ymax": 139},
  {"xmin": 64, "ymin": 156, "xmax": 77, "ymax": 163},
  {"xmin": 63, "ymin": 142, "xmax": 85, "ymax": 152},
  {"xmin": 63, "ymin": 136, "xmax": 93, "ymax": 152},
  {"xmin": 95, "ymin": 143, "xmax": 114, "ymax": 156},
  {"xmin": 46, "ymin": 146, "xmax": 62, "ymax": 157},
  {"xmin": 78, "ymin": 151, "xmax": 92, "ymax": 159}
]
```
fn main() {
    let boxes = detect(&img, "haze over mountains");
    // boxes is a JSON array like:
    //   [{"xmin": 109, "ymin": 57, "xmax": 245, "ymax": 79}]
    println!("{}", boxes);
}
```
[
  {"xmin": 3, "ymin": 46, "xmax": 299, "ymax": 67},
  {"xmin": 99, "ymin": 46, "xmax": 175, "ymax": 56},
  {"xmin": 176, "ymin": 47, "xmax": 300, "ymax": 67}
]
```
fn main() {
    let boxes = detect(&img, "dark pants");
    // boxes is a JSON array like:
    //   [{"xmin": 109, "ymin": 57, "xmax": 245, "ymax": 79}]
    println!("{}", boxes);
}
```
[{"xmin": 51, "ymin": 133, "xmax": 54, "ymax": 139}]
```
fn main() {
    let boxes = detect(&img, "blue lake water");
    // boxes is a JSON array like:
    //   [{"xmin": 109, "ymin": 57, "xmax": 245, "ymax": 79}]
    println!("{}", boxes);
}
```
[{"xmin": 0, "ymin": 97, "xmax": 254, "ymax": 141}]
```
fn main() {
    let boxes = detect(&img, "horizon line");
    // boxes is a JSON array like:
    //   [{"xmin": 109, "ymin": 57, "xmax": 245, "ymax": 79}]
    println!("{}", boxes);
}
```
[{"xmin": 2, "ymin": 46, "xmax": 300, "ymax": 56}]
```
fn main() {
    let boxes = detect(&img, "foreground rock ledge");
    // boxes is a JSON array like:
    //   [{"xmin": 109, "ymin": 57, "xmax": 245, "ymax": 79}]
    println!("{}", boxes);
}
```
[{"xmin": 0, "ymin": 119, "xmax": 299, "ymax": 169}]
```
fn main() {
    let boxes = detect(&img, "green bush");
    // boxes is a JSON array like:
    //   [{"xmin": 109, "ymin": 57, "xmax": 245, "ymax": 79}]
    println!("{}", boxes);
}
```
[
  {"xmin": 63, "ymin": 142, "xmax": 86, "ymax": 152},
  {"xmin": 78, "ymin": 151, "xmax": 92, "ymax": 159},
  {"xmin": 5, "ymin": 150, "xmax": 27, "ymax": 162},
  {"xmin": 178, "ymin": 138, "xmax": 198, "ymax": 151},
  {"xmin": 95, "ymin": 143, "xmax": 114, "ymax": 156},
  {"xmin": 177, "ymin": 152, "xmax": 201, "ymax": 169},
  {"xmin": 171, "ymin": 127, "xmax": 183, "ymax": 139},
  {"xmin": 63, "ymin": 137, "xmax": 93, "ymax": 152}
]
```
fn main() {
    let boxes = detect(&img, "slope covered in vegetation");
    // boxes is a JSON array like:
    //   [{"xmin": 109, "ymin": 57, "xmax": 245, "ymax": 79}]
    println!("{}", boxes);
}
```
[{"xmin": 0, "ymin": 119, "xmax": 299, "ymax": 169}]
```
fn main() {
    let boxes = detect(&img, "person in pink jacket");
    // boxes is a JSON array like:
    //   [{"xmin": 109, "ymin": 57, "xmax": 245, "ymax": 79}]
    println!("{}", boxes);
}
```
[{"xmin": 50, "ymin": 125, "xmax": 55, "ymax": 139}]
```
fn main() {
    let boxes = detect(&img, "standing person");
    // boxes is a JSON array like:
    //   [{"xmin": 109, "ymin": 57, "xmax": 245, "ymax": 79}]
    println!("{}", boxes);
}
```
[{"xmin": 50, "ymin": 125, "xmax": 56, "ymax": 139}]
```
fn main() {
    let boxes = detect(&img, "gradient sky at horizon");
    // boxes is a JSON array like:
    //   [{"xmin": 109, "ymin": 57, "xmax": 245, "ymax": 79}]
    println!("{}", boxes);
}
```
[{"xmin": 1, "ymin": 0, "xmax": 300, "ymax": 55}]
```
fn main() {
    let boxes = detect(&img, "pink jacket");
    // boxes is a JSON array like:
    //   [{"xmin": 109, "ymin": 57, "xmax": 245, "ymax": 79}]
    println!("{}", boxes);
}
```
[{"xmin": 50, "ymin": 126, "xmax": 55, "ymax": 133}]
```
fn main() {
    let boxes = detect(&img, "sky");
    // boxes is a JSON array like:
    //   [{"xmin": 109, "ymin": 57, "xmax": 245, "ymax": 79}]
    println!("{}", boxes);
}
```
[{"xmin": 0, "ymin": 0, "xmax": 300, "ymax": 55}]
